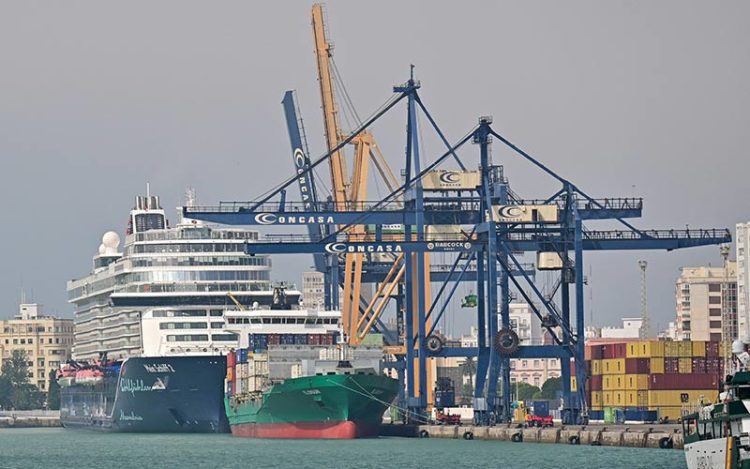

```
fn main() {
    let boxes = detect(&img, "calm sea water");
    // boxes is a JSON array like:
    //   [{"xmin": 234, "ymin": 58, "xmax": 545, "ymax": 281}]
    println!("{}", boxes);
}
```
[{"xmin": 0, "ymin": 428, "xmax": 685, "ymax": 469}]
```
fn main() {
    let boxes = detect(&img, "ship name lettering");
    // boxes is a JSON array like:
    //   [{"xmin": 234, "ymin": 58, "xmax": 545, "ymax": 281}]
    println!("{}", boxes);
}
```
[
  {"xmin": 120, "ymin": 378, "xmax": 154, "ymax": 395},
  {"xmin": 119, "ymin": 409, "xmax": 144, "ymax": 421},
  {"xmin": 143, "ymin": 364, "xmax": 175, "ymax": 373}
]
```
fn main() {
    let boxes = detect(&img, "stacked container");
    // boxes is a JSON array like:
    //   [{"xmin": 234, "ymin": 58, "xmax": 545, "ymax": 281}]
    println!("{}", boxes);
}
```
[
  {"xmin": 586, "ymin": 339, "xmax": 723, "ymax": 421},
  {"xmin": 226, "ymin": 348, "xmax": 269, "ymax": 397}
]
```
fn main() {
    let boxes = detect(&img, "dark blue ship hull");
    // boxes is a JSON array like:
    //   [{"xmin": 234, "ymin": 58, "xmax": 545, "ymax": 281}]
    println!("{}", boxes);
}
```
[{"xmin": 60, "ymin": 356, "xmax": 229, "ymax": 433}]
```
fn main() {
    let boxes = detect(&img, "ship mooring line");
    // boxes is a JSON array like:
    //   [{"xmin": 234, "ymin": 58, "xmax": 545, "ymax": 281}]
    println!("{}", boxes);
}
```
[{"xmin": 324, "ymin": 377, "xmax": 434, "ymax": 426}]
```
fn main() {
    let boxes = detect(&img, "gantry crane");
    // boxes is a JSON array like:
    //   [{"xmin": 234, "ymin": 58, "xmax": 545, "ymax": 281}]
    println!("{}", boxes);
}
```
[{"xmin": 187, "ymin": 71, "xmax": 730, "ymax": 423}]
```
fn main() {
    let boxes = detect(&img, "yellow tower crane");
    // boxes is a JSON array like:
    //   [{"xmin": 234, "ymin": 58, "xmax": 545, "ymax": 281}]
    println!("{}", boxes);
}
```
[{"xmin": 310, "ymin": 3, "xmax": 434, "ymax": 405}]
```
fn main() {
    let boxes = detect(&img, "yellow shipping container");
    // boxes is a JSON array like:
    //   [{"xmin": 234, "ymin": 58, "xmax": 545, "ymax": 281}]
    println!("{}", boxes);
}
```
[
  {"xmin": 664, "ymin": 341, "xmax": 681, "ymax": 357},
  {"xmin": 650, "ymin": 357, "xmax": 665, "ymax": 374},
  {"xmin": 603, "ymin": 374, "xmax": 625, "ymax": 391},
  {"xmin": 602, "ymin": 358, "xmax": 625, "ymax": 375},
  {"xmin": 625, "ymin": 390, "xmax": 649, "ymax": 407},
  {"xmin": 603, "ymin": 391, "xmax": 614, "ymax": 406},
  {"xmin": 591, "ymin": 360, "xmax": 602, "ymax": 376},
  {"xmin": 678, "ymin": 357, "xmax": 693, "ymax": 374},
  {"xmin": 626, "ymin": 340, "xmax": 665, "ymax": 358},
  {"xmin": 692, "ymin": 341, "xmax": 706, "ymax": 357},
  {"xmin": 624, "ymin": 374, "xmax": 649, "ymax": 391},
  {"xmin": 678, "ymin": 341, "xmax": 693, "ymax": 357},
  {"xmin": 647, "ymin": 389, "xmax": 715, "ymax": 407},
  {"xmin": 591, "ymin": 391, "xmax": 603, "ymax": 407},
  {"xmin": 650, "ymin": 406, "xmax": 690, "ymax": 421},
  {"xmin": 590, "ymin": 405, "xmax": 603, "ymax": 411},
  {"xmin": 613, "ymin": 391, "xmax": 625, "ymax": 406},
  {"xmin": 571, "ymin": 376, "xmax": 577, "ymax": 392}
]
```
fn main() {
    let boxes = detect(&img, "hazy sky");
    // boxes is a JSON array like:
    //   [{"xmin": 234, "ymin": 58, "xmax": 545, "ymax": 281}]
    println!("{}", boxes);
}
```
[{"xmin": 1, "ymin": 1, "xmax": 748, "ymax": 335}]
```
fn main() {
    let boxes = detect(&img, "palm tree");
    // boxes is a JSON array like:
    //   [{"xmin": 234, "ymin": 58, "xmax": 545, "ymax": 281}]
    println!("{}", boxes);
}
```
[{"xmin": 460, "ymin": 357, "xmax": 477, "ymax": 391}]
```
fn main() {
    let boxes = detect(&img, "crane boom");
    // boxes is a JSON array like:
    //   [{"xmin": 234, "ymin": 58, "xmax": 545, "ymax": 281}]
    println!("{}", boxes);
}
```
[
  {"xmin": 282, "ymin": 90, "xmax": 326, "ymax": 273},
  {"xmin": 311, "ymin": 3, "xmax": 348, "ymax": 208}
]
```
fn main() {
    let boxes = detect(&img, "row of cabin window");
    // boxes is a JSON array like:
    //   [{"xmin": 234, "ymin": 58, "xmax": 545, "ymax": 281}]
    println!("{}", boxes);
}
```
[{"xmin": 226, "ymin": 317, "xmax": 337, "ymax": 325}]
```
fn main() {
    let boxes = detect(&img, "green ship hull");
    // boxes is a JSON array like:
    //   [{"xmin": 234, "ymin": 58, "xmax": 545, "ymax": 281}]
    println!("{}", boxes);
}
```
[{"xmin": 225, "ymin": 373, "xmax": 399, "ymax": 439}]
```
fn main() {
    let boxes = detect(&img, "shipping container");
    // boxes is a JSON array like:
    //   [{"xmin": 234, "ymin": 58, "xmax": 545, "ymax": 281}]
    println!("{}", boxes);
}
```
[
  {"xmin": 626, "ymin": 340, "xmax": 665, "ymax": 358},
  {"xmin": 589, "ymin": 410, "xmax": 603, "ymax": 420},
  {"xmin": 664, "ymin": 357, "xmax": 680, "ymax": 374},
  {"xmin": 625, "ymin": 358, "xmax": 650, "ymax": 374},
  {"xmin": 678, "ymin": 357, "xmax": 693, "ymax": 374},
  {"xmin": 648, "ymin": 373, "xmax": 719, "ymax": 390},
  {"xmin": 226, "ymin": 367, "xmax": 234, "ymax": 382},
  {"xmin": 602, "ymin": 358, "xmax": 625, "ymax": 375},
  {"xmin": 692, "ymin": 358, "xmax": 707, "ymax": 374},
  {"xmin": 706, "ymin": 341, "xmax": 720, "ymax": 357},
  {"xmin": 571, "ymin": 376, "xmax": 577, "ymax": 392},
  {"xmin": 705, "ymin": 358, "xmax": 723, "ymax": 374},
  {"xmin": 590, "ymin": 374, "xmax": 603, "ymax": 391},
  {"xmin": 651, "ymin": 406, "xmax": 689, "ymax": 421},
  {"xmin": 591, "ymin": 391, "xmax": 603, "ymax": 407},
  {"xmin": 647, "ymin": 389, "xmax": 715, "ymax": 407},
  {"xmin": 602, "ymin": 343, "xmax": 627, "ymax": 359},
  {"xmin": 623, "ymin": 408, "xmax": 658, "ymax": 422},
  {"xmin": 650, "ymin": 357, "xmax": 665, "ymax": 374},
  {"xmin": 603, "ymin": 391, "xmax": 614, "ymax": 406},
  {"xmin": 678, "ymin": 341, "xmax": 693, "ymax": 357},
  {"xmin": 591, "ymin": 360, "xmax": 602, "ymax": 376},
  {"xmin": 624, "ymin": 374, "xmax": 649, "ymax": 391},
  {"xmin": 530, "ymin": 401, "xmax": 550, "ymax": 417},
  {"xmin": 603, "ymin": 374, "xmax": 625, "ymax": 391},
  {"xmin": 613, "ymin": 391, "xmax": 625, "ymax": 406},
  {"xmin": 692, "ymin": 341, "xmax": 706, "ymax": 358},
  {"xmin": 586, "ymin": 344, "xmax": 603, "ymax": 361},
  {"xmin": 238, "ymin": 348, "xmax": 248, "ymax": 364},
  {"xmin": 625, "ymin": 390, "xmax": 649, "ymax": 407},
  {"xmin": 664, "ymin": 341, "xmax": 681, "ymax": 357}
]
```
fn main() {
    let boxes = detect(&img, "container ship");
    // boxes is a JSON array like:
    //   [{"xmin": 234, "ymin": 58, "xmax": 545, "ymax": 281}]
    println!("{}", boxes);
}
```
[
  {"xmin": 221, "ymin": 289, "xmax": 399, "ymax": 439},
  {"xmin": 60, "ymin": 191, "xmax": 292, "ymax": 432}
]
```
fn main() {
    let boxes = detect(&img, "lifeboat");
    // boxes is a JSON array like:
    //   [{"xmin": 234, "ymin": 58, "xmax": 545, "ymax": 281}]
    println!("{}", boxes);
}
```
[
  {"xmin": 75, "ymin": 367, "xmax": 105, "ymax": 386},
  {"xmin": 56, "ymin": 363, "xmax": 78, "ymax": 387}
]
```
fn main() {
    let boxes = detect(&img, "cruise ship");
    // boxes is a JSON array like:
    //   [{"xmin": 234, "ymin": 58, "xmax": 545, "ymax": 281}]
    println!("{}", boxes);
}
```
[{"xmin": 60, "ymin": 192, "xmax": 299, "ymax": 432}]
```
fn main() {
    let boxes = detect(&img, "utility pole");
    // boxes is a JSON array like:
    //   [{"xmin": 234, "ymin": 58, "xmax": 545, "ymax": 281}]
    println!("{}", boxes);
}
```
[{"xmin": 639, "ymin": 260, "xmax": 649, "ymax": 339}]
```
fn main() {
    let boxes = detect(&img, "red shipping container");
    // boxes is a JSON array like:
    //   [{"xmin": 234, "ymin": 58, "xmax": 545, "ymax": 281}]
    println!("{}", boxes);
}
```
[
  {"xmin": 692, "ymin": 358, "xmax": 707, "ymax": 374},
  {"xmin": 586, "ymin": 345, "xmax": 603, "ymax": 360},
  {"xmin": 589, "ymin": 375, "xmax": 603, "ymax": 391},
  {"xmin": 648, "ymin": 373, "xmax": 719, "ymax": 390},
  {"xmin": 664, "ymin": 357, "xmax": 680, "ymax": 374},
  {"xmin": 705, "ymin": 342, "xmax": 720, "ymax": 357},
  {"xmin": 625, "ymin": 358, "xmax": 650, "ymax": 374},
  {"xmin": 602, "ymin": 343, "xmax": 627, "ymax": 359}
]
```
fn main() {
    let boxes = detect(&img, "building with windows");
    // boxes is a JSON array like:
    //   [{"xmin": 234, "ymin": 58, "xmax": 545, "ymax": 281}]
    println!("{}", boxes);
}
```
[
  {"xmin": 500, "ymin": 303, "xmax": 561, "ymax": 388},
  {"xmin": 675, "ymin": 262, "xmax": 737, "ymax": 342},
  {"xmin": 737, "ymin": 223, "xmax": 750, "ymax": 339},
  {"xmin": 0, "ymin": 303, "xmax": 74, "ymax": 392}
]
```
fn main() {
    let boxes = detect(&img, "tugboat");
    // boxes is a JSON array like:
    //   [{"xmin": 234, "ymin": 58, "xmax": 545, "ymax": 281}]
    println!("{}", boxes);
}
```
[{"xmin": 682, "ymin": 341, "xmax": 750, "ymax": 468}]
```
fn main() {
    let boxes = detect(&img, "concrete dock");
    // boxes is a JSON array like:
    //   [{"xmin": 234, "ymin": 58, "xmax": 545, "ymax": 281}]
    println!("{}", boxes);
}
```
[
  {"xmin": 0, "ymin": 411, "xmax": 61, "ymax": 428},
  {"xmin": 380, "ymin": 423, "xmax": 683, "ymax": 449}
]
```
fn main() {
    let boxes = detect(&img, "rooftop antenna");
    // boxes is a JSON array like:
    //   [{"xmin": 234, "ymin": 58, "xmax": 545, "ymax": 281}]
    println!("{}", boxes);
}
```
[
  {"xmin": 146, "ymin": 182, "xmax": 150, "ymax": 199},
  {"xmin": 638, "ymin": 260, "xmax": 648, "ymax": 339}
]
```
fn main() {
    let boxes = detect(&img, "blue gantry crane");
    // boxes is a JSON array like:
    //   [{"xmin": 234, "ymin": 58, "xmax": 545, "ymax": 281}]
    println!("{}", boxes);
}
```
[{"xmin": 185, "ymin": 72, "xmax": 731, "ymax": 424}]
